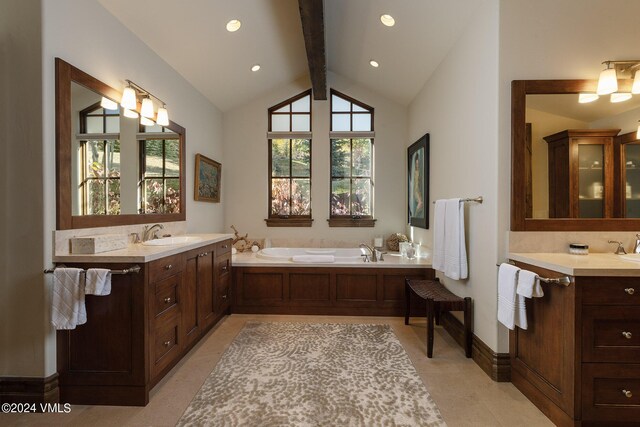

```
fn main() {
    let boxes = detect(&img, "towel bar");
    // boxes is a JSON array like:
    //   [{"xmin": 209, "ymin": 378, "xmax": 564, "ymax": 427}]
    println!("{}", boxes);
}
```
[
  {"xmin": 495, "ymin": 263, "xmax": 571, "ymax": 287},
  {"xmin": 44, "ymin": 265, "xmax": 141, "ymax": 275},
  {"xmin": 432, "ymin": 196, "xmax": 483, "ymax": 204}
]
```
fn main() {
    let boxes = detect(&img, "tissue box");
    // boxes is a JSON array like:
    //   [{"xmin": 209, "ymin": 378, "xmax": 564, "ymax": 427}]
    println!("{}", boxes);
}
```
[{"xmin": 71, "ymin": 234, "xmax": 128, "ymax": 254}]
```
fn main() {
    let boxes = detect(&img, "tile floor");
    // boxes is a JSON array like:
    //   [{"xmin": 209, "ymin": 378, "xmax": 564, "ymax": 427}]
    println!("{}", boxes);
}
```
[{"xmin": 1, "ymin": 314, "xmax": 553, "ymax": 426}]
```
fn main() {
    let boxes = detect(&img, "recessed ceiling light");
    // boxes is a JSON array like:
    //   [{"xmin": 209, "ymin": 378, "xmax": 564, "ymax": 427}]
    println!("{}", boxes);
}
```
[
  {"xmin": 226, "ymin": 19, "xmax": 241, "ymax": 32},
  {"xmin": 380, "ymin": 14, "xmax": 395, "ymax": 27},
  {"xmin": 369, "ymin": 60, "xmax": 379, "ymax": 68},
  {"xmin": 251, "ymin": 64, "xmax": 261, "ymax": 72}
]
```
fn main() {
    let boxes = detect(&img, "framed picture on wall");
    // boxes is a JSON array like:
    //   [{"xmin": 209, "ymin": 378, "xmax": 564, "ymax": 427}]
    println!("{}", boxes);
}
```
[
  {"xmin": 194, "ymin": 153, "xmax": 221, "ymax": 203},
  {"xmin": 408, "ymin": 133, "xmax": 429, "ymax": 229}
]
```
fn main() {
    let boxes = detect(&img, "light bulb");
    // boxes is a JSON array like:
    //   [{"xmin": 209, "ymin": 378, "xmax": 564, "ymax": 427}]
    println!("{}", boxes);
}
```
[
  {"xmin": 226, "ymin": 19, "xmax": 241, "ymax": 32},
  {"xmin": 578, "ymin": 93, "xmax": 599, "ymax": 103},
  {"xmin": 633, "ymin": 70, "xmax": 640, "ymax": 95},
  {"xmin": 380, "ymin": 14, "xmax": 395, "ymax": 27},
  {"xmin": 251, "ymin": 64, "xmax": 261, "ymax": 72},
  {"xmin": 597, "ymin": 67, "xmax": 618, "ymax": 95},
  {"xmin": 140, "ymin": 97, "xmax": 154, "ymax": 118},
  {"xmin": 156, "ymin": 106, "xmax": 169, "ymax": 126},
  {"xmin": 123, "ymin": 108, "xmax": 138, "ymax": 119},
  {"xmin": 610, "ymin": 92, "xmax": 632, "ymax": 103},
  {"xmin": 369, "ymin": 60, "xmax": 379, "ymax": 68},
  {"xmin": 140, "ymin": 116, "xmax": 155, "ymax": 126},
  {"xmin": 100, "ymin": 97, "xmax": 118, "ymax": 110},
  {"xmin": 121, "ymin": 86, "xmax": 137, "ymax": 109}
]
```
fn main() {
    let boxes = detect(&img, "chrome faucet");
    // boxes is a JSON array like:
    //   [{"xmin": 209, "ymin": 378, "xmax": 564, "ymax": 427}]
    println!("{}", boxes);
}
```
[
  {"xmin": 608, "ymin": 240, "xmax": 627, "ymax": 255},
  {"xmin": 359, "ymin": 244, "xmax": 377, "ymax": 262},
  {"xmin": 142, "ymin": 224, "xmax": 164, "ymax": 241},
  {"xmin": 634, "ymin": 234, "xmax": 640, "ymax": 254}
]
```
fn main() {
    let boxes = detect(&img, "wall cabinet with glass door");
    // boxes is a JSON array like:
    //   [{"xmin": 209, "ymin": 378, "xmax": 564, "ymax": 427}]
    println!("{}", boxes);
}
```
[
  {"xmin": 616, "ymin": 131, "xmax": 640, "ymax": 218},
  {"xmin": 544, "ymin": 129, "xmax": 619, "ymax": 218}
]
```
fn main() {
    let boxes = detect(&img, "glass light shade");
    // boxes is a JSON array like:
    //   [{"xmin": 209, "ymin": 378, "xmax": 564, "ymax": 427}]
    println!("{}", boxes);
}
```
[
  {"xmin": 369, "ymin": 60, "xmax": 379, "ymax": 68},
  {"xmin": 597, "ymin": 68, "xmax": 618, "ymax": 95},
  {"xmin": 380, "ymin": 14, "xmax": 395, "ymax": 26},
  {"xmin": 156, "ymin": 107, "xmax": 169, "ymax": 126},
  {"xmin": 610, "ymin": 92, "xmax": 632, "ymax": 103},
  {"xmin": 100, "ymin": 97, "xmax": 118, "ymax": 110},
  {"xmin": 578, "ymin": 93, "xmax": 599, "ymax": 103},
  {"xmin": 123, "ymin": 108, "xmax": 139, "ymax": 118},
  {"xmin": 633, "ymin": 70, "xmax": 640, "ymax": 94},
  {"xmin": 226, "ymin": 19, "xmax": 241, "ymax": 32},
  {"xmin": 251, "ymin": 64, "xmax": 261, "ymax": 72},
  {"xmin": 140, "ymin": 116, "xmax": 155, "ymax": 126},
  {"xmin": 140, "ymin": 97, "xmax": 154, "ymax": 118},
  {"xmin": 120, "ymin": 86, "xmax": 137, "ymax": 109}
]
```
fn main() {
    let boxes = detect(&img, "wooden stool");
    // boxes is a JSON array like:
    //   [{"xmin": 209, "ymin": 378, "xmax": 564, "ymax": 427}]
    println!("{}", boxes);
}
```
[{"xmin": 405, "ymin": 278, "xmax": 472, "ymax": 358}]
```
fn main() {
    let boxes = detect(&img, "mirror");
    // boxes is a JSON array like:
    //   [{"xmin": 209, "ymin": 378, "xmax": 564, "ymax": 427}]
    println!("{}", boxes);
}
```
[
  {"xmin": 56, "ymin": 58, "xmax": 185, "ymax": 229},
  {"xmin": 512, "ymin": 79, "xmax": 640, "ymax": 231}
]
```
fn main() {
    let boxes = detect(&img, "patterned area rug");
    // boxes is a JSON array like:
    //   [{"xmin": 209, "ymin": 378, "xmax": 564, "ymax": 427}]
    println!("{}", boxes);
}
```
[{"xmin": 177, "ymin": 322, "xmax": 446, "ymax": 426}]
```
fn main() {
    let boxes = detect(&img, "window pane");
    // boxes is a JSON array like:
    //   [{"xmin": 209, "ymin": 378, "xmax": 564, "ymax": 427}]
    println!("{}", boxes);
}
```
[
  {"xmin": 352, "ymin": 104, "xmax": 367, "ymax": 112},
  {"xmin": 352, "ymin": 113, "xmax": 372, "ymax": 131},
  {"xmin": 271, "ymin": 178, "xmax": 290, "ymax": 215},
  {"xmin": 166, "ymin": 178, "xmax": 181, "ymax": 214},
  {"xmin": 291, "ymin": 114, "xmax": 310, "ymax": 132},
  {"xmin": 86, "ymin": 141, "xmax": 105, "ymax": 177},
  {"xmin": 144, "ymin": 179, "xmax": 164, "ymax": 213},
  {"xmin": 271, "ymin": 139, "xmax": 290, "ymax": 177},
  {"xmin": 273, "ymin": 105, "xmax": 290, "ymax": 113},
  {"xmin": 332, "ymin": 95, "xmax": 350, "ymax": 112},
  {"xmin": 86, "ymin": 116, "xmax": 103, "ymax": 133},
  {"xmin": 331, "ymin": 139, "xmax": 351, "ymax": 177},
  {"xmin": 352, "ymin": 178, "xmax": 371, "ymax": 216},
  {"xmin": 352, "ymin": 138, "xmax": 372, "ymax": 176},
  {"xmin": 292, "ymin": 178, "xmax": 311, "ymax": 215},
  {"xmin": 271, "ymin": 114, "xmax": 290, "ymax": 132},
  {"xmin": 165, "ymin": 139, "xmax": 180, "ymax": 177},
  {"xmin": 292, "ymin": 139, "xmax": 310, "ymax": 177},
  {"xmin": 87, "ymin": 180, "xmax": 106, "ymax": 215},
  {"xmin": 331, "ymin": 178, "xmax": 350, "ymax": 215},
  {"xmin": 332, "ymin": 113, "xmax": 350, "ymax": 131},
  {"xmin": 107, "ymin": 140, "xmax": 121, "ymax": 176},
  {"xmin": 107, "ymin": 179, "xmax": 121, "ymax": 215},
  {"xmin": 105, "ymin": 116, "xmax": 119, "ymax": 133},
  {"xmin": 291, "ymin": 95, "xmax": 310, "ymax": 112},
  {"xmin": 145, "ymin": 123, "xmax": 163, "ymax": 133},
  {"xmin": 144, "ymin": 140, "xmax": 163, "ymax": 177}
]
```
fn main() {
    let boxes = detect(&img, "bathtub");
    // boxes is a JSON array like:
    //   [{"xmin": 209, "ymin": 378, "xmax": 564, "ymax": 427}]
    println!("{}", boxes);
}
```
[{"xmin": 257, "ymin": 247, "xmax": 363, "ymax": 262}]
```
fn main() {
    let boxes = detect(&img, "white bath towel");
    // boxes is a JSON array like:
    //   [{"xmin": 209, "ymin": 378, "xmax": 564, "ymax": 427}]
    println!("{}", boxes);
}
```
[
  {"xmin": 52, "ymin": 268, "xmax": 87, "ymax": 330},
  {"xmin": 516, "ymin": 269, "xmax": 544, "ymax": 298},
  {"xmin": 443, "ymin": 198, "xmax": 468, "ymax": 280},
  {"xmin": 432, "ymin": 199, "xmax": 446, "ymax": 272},
  {"xmin": 291, "ymin": 255, "xmax": 335, "ymax": 263},
  {"xmin": 497, "ymin": 263, "xmax": 527, "ymax": 330},
  {"xmin": 85, "ymin": 268, "xmax": 112, "ymax": 296}
]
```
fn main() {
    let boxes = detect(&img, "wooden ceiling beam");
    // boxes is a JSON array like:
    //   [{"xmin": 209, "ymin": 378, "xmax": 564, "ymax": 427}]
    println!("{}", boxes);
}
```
[{"xmin": 298, "ymin": 0, "xmax": 327, "ymax": 100}]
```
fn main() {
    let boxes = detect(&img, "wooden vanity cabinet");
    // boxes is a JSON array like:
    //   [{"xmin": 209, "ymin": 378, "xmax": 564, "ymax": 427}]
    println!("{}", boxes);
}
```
[
  {"xmin": 511, "ymin": 262, "xmax": 640, "ymax": 426},
  {"xmin": 57, "ymin": 238, "xmax": 233, "ymax": 406}
]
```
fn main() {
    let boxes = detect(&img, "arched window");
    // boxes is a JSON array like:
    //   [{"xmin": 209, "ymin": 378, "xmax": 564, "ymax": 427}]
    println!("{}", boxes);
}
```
[
  {"xmin": 266, "ymin": 89, "xmax": 312, "ymax": 227},
  {"xmin": 329, "ymin": 89, "xmax": 375, "ymax": 227}
]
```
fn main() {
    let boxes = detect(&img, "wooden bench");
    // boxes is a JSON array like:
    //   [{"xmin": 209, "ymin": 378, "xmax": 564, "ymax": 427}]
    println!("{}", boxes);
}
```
[{"xmin": 405, "ymin": 278, "xmax": 472, "ymax": 358}]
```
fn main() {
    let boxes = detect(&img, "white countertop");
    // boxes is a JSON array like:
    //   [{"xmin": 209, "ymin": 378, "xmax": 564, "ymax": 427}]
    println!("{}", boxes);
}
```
[
  {"xmin": 509, "ymin": 252, "xmax": 640, "ymax": 277},
  {"xmin": 53, "ymin": 233, "xmax": 234, "ymax": 263},
  {"xmin": 233, "ymin": 251, "xmax": 432, "ymax": 268}
]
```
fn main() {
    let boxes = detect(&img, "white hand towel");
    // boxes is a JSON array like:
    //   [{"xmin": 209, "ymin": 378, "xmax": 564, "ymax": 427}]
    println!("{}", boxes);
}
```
[
  {"xmin": 516, "ymin": 269, "xmax": 544, "ymax": 298},
  {"xmin": 444, "ymin": 198, "xmax": 468, "ymax": 280},
  {"xmin": 432, "ymin": 199, "xmax": 446, "ymax": 272},
  {"xmin": 85, "ymin": 268, "xmax": 112, "ymax": 296},
  {"xmin": 52, "ymin": 268, "xmax": 87, "ymax": 330},
  {"xmin": 291, "ymin": 255, "xmax": 335, "ymax": 263},
  {"xmin": 497, "ymin": 263, "xmax": 528, "ymax": 330}
]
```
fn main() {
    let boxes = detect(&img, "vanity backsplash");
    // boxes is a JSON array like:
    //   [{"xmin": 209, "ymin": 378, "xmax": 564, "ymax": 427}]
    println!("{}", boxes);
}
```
[{"xmin": 509, "ymin": 231, "xmax": 640, "ymax": 253}]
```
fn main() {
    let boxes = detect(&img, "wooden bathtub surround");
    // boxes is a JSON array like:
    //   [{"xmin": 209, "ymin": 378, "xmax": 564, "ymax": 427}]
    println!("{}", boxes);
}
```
[
  {"xmin": 56, "ymin": 239, "xmax": 232, "ymax": 406},
  {"xmin": 510, "ymin": 260, "xmax": 640, "ymax": 426}
]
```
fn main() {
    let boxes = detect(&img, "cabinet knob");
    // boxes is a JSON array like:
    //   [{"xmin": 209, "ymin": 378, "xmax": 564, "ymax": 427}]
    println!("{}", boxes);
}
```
[
  {"xmin": 164, "ymin": 341, "xmax": 171, "ymax": 347},
  {"xmin": 222, "ymin": 294, "xmax": 227, "ymax": 299},
  {"xmin": 164, "ymin": 297, "xmax": 172, "ymax": 304},
  {"xmin": 222, "ymin": 244, "xmax": 228, "ymax": 249},
  {"xmin": 625, "ymin": 287, "xmax": 635, "ymax": 295},
  {"xmin": 623, "ymin": 389, "xmax": 633, "ymax": 398},
  {"xmin": 199, "ymin": 252, "xmax": 208, "ymax": 257},
  {"xmin": 165, "ymin": 264, "xmax": 173, "ymax": 270},
  {"xmin": 222, "ymin": 266, "xmax": 228, "ymax": 272},
  {"xmin": 622, "ymin": 331, "xmax": 633, "ymax": 339}
]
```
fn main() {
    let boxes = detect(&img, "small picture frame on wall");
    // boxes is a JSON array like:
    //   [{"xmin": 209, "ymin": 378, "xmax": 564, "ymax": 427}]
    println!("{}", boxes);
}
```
[
  {"xmin": 408, "ymin": 133, "xmax": 429, "ymax": 229},
  {"xmin": 194, "ymin": 153, "xmax": 221, "ymax": 203}
]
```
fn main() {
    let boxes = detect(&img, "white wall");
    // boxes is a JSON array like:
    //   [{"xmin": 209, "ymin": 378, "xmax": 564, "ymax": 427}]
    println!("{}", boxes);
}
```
[
  {"xmin": 408, "ymin": 0, "xmax": 501, "ymax": 350},
  {"xmin": 223, "ymin": 71, "xmax": 408, "ymax": 243},
  {"xmin": 591, "ymin": 105, "xmax": 640, "ymax": 135}
]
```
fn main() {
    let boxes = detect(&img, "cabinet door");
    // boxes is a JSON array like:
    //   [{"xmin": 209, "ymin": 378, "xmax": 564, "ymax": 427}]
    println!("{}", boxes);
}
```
[
  {"xmin": 573, "ymin": 137, "xmax": 614, "ymax": 218},
  {"xmin": 197, "ymin": 248, "xmax": 216, "ymax": 328},
  {"xmin": 183, "ymin": 252, "xmax": 200, "ymax": 348},
  {"xmin": 215, "ymin": 253, "xmax": 231, "ymax": 313}
]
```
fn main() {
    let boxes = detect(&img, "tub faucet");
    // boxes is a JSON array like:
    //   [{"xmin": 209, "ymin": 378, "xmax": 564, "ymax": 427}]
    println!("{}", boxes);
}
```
[
  {"xmin": 608, "ymin": 240, "xmax": 627, "ymax": 255},
  {"xmin": 634, "ymin": 234, "xmax": 640, "ymax": 254},
  {"xmin": 143, "ymin": 224, "xmax": 164, "ymax": 241},
  {"xmin": 359, "ymin": 244, "xmax": 378, "ymax": 262}
]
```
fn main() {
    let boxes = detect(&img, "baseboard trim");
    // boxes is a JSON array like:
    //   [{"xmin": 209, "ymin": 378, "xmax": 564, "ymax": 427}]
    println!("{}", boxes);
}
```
[
  {"xmin": 440, "ymin": 312, "xmax": 511, "ymax": 382},
  {"xmin": 0, "ymin": 373, "xmax": 59, "ymax": 404}
]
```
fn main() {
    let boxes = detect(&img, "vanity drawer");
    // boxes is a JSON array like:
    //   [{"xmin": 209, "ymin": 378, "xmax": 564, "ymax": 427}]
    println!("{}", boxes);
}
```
[
  {"xmin": 581, "ymin": 277, "xmax": 640, "ymax": 306},
  {"xmin": 151, "ymin": 314, "xmax": 181, "ymax": 378},
  {"xmin": 216, "ymin": 253, "xmax": 231, "ymax": 278},
  {"xmin": 583, "ymin": 306, "xmax": 640, "ymax": 363},
  {"xmin": 216, "ymin": 239, "xmax": 232, "ymax": 256},
  {"xmin": 149, "ymin": 253, "xmax": 185, "ymax": 283},
  {"xmin": 582, "ymin": 363, "xmax": 640, "ymax": 423},
  {"xmin": 217, "ymin": 274, "xmax": 230, "ymax": 310},
  {"xmin": 153, "ymin": 274, "xmax": 180, "ymax": 318}
]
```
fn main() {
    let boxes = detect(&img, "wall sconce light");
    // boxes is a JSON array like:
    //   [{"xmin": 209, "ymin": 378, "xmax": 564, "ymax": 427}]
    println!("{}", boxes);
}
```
[
  {"xmin": 578, "ymin": 93, "xmax": 599, "ymax": 103},
  {"xmin": 119, "ymin": 80, "xmax": 169, "ymax": 125},
  {"xmin": 595, "ymin": 60, "xmax": 640, "ymax": 99}
]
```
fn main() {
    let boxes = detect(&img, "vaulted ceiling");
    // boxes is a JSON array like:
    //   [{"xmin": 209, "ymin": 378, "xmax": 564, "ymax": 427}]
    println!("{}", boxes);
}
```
[{"xmin": 99, "ymin": 0, "xmax": 481, "ymax": 111}]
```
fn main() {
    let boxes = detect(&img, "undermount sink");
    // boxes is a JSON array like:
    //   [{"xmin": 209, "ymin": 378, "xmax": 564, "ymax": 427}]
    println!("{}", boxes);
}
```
[
  {"xmin": 618, "ymin": 253, "xmax": 640, "ymax": 263},
  {"xmin": 142, "ymin": 236, "xmax": 202, "ymax": 246}
]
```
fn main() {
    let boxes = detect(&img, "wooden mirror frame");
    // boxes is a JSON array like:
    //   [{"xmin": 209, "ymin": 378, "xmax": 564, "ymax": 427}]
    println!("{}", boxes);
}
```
[
  {"xmin": 55, "ymin": 58, "xmax": 186, "ymax": 229},
  {"xmin": 511, "ymin": 79, "xmax": 638, "ymax": 231}
]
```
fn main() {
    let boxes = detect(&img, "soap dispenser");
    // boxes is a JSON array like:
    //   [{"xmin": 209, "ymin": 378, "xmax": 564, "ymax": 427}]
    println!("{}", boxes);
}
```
[{"xmin": 635, "ymin": 234, "xmax": 640, "ymax": 254}]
